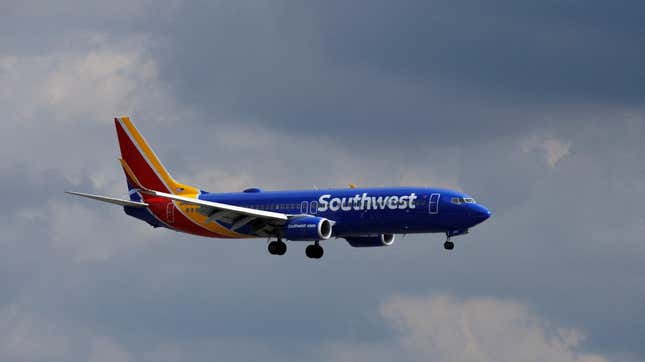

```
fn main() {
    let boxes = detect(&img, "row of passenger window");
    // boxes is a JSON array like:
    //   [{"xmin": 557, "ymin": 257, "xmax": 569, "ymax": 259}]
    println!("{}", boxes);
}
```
[
  {"xmin": 246, "ymin": 203, "xmax": 299, "ymax": 211},
  {"xmin": 243, "ymin": 202, "xmax": 320, "ymax": 213}
]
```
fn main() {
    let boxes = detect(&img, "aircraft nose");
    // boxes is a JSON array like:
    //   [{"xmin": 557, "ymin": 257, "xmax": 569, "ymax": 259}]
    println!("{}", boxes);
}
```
[{"xmin": 471, "ymin": 204, "xmax": 491, "ymax": 224}]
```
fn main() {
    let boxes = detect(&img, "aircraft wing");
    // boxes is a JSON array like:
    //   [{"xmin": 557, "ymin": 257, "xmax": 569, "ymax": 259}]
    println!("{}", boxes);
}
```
[{"xmin": 142, "ymin": 190, "xmax": 289, "ymax": 229}]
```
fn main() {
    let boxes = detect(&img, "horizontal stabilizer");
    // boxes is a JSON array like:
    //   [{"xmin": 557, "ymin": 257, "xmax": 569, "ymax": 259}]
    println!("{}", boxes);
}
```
[{"xmin": 66, "ymin": 191, "xmax": 149, "ymax": 208}]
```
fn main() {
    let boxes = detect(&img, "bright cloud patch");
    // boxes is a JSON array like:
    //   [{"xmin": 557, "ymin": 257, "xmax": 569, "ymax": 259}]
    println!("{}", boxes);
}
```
[
  {"xmin": 522, "ymin": 136, "xmax": 571, "ymax": 168},
  {"xmin": 326, "ymin": 295, "xmax": 609, "ymax": 362},
  {"xmin": 0, "ymin": 33, "xmax": 182, "ymax": 125},
  {"xmin": 383, "ymin": 295, "xmax": 607, "ymax": 362},
  {"xmin": 541, "ymin": 138, "xmax": 571, "ymax": 167}
]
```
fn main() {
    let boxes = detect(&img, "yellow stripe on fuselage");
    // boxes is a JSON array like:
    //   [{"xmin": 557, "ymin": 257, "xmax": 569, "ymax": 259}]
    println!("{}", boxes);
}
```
[{"xmin": 176, "ymin": 199, "xmax": 254, "ymax": 239}]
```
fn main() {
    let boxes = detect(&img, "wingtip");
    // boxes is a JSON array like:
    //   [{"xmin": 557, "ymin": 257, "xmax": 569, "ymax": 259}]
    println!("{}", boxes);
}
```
[{"xmin": 65, "ymin": 191, "xmax": 90, "ymax": 197}]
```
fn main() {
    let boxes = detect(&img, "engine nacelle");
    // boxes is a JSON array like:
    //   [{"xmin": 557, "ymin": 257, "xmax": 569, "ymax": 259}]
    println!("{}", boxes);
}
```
[
  {"xmin": 284, "ymin": 216, "xmax": 333, "ymax": 241},
  {"xmin": 345, "ymin": 234, "xmax": 395, "ymax": 247}
]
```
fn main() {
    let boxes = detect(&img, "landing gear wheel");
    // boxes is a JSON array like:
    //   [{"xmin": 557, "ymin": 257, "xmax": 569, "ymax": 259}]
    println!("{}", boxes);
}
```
[
  {"xmin": 305, "ymin": 244, "xmax": 324, "ymax": 259},
  {"xmin": 268, "ymin": 241, "xmax": 287, "ymax": 255},
  {"xmin": 444, "ymin": 241, "xmax": 454, "ymax": 250}
]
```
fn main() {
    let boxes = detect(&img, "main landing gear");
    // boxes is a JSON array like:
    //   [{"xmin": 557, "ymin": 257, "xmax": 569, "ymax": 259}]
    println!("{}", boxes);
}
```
[
  {"xmin": 267, "ymin": 238, "xmax": 324, "ymax": 259},
  {"xmin": 268, "ymin": 238, "xmax": 287, "ymax": 256},
  {"xmin": 305, "ymin": 241, "xmax": 324, "ymax": 259}
]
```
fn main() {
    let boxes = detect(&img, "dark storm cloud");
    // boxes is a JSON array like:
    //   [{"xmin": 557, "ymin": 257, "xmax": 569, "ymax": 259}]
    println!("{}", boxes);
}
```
[
  {"xmin": 310, "ymin": 0, "xmax": 645, "ymax": 102},
  {"xmin": 159, "ymin": 0, "xmax": 645, "ymax": 146}
]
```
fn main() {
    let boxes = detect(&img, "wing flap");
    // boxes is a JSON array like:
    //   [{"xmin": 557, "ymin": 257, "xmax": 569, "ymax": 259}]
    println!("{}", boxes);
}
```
[{"xmin": 66, "ymin": 191, "xmax": 149, "ymax": 208}]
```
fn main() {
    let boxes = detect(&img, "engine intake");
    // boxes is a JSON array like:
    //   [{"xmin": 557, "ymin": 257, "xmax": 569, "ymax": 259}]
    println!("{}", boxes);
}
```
[
  {"xmin": 284, "ymin": 216, "xmax": 333, "ymax": 241},
  {"xmin": 345, "ymin": 234, "xmax": 395, "ymax": 247}
]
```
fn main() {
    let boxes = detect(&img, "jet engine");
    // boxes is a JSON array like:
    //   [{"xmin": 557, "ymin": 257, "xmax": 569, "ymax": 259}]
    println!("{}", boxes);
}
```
[
  {"xmin": 284, "ymin": 216, "xmax": 333, "ymax": 241},
  {"xmin": 345, "ymin": 234, "xmax": 395, "ymax": 247}
]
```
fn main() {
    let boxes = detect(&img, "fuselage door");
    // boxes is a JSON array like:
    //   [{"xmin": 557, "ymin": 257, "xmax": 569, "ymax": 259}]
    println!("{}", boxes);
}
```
[
  {"xmin": 300, "ymin": 201, "xmax": 309, "ymax": 214},
  {"xmin": 429, "ymin": 193, "xmax": 440, "ymax": 214},
  {"xmin": 166, "ymin": 201, "xmax": 175, "ymax": 223}
]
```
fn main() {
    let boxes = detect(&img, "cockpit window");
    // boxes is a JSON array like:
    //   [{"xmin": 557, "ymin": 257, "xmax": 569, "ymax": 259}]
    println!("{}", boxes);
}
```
[{"xmin": 451, "ymin": 197, "xmax": 476, "ymax": 205}]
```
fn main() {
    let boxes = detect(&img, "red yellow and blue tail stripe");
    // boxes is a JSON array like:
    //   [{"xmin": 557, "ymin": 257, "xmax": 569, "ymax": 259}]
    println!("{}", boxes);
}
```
[{"xmin": 114, "ymin": 117, "xmax": 249, "ymax": 238}]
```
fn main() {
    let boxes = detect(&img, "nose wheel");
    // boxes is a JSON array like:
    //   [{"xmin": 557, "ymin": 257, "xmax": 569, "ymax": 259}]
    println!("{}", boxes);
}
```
[
  {"xmin": 305, "ymin": 242, "xmax": 324, "ymax": 259},
  {"xmin": 268, "ymin": 238, "xmax": 287, "ymax": 255},
  {"xmin": 444, "ymin": 235, "xmax": 455, "ymax": 250}
]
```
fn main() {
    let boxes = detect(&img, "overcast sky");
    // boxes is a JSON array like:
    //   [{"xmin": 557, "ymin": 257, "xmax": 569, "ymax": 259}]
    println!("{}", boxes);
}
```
[{"xmin": 1, "ymin": 1, "xmax": 644, "ymax": 361}]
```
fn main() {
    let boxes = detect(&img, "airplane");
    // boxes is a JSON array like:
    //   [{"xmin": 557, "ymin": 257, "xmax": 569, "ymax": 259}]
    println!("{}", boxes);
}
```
[{"xmin": 67, "ymin": 117, "xmax": 491, "ymax": 259}]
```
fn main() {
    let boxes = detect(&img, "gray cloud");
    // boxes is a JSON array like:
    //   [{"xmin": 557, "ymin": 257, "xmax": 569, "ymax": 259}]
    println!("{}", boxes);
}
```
[
  {"xmin": 0, "ymin": 0, "xmax": 644, "ymax": 361},
  {"xmin": 326, "ymin": 294, "xmax": 611, "ymax": 362}
]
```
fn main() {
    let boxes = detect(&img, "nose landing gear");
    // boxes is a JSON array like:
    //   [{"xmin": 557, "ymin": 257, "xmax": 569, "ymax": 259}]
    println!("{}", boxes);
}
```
[{"xmin": 443, "ymin": 229, "xmax": 469, "ymax": 251}]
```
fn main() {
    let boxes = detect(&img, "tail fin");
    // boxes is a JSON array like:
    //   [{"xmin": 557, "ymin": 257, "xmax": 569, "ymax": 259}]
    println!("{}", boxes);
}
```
[{"xmin": 114, "ymin": 117, "xmax": 198, "ymax": 196}]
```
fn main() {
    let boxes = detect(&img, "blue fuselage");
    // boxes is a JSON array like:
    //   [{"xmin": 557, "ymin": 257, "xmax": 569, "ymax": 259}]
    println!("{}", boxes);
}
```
[{"xmin": 197, "ymin": 187, "xmax": 491, "ymax": 237}]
